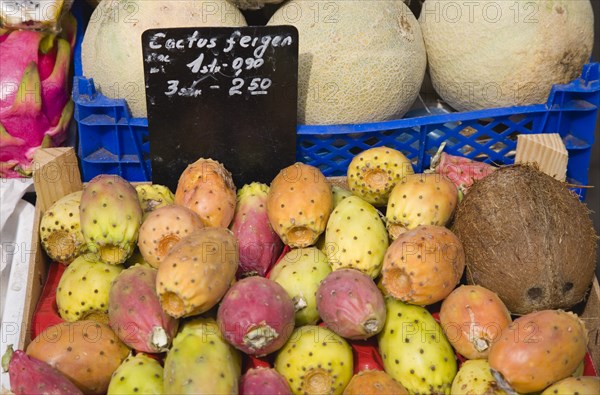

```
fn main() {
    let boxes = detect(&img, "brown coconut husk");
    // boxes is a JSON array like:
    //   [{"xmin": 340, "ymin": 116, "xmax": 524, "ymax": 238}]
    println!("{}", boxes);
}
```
[{"xmin": 451, "ymin": 164, "xmax": 597, "ymax": 315}]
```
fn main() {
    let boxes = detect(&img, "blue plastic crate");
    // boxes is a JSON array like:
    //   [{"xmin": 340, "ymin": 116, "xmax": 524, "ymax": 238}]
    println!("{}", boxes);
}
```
[{"xmin": 71, "ymin": 1, "xmax": 598, "ymax": 191}]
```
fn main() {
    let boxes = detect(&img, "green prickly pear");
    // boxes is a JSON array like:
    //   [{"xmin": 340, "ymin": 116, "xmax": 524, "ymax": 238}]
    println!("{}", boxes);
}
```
[
  {"xmin": 378, "ymin": 298, "xmax": 457, "ymax": 395},
  {"xmin": 164, "ymin": 317, "xmax": 241, "ymax": 394},
  {"xmin": 541, "ymin": 377, "xmax": 600, "ymax": 395},
  {"xmin": 269, "ymin": 247, "xmax": 332, "ymax": 325},
  {"xmin": 107, "ymin": 353, "xmax": 163, "ymax": 395},
  {"xmin": 346, "ymin": 146, "xmax": 414, "ymax": 206},
  {"xmin": 135, "ymin": 183, "xmax": 174, "ymax": 219},
  {"xmin": 275, "ymin": 325, "xmax": 354, "ymax": 395},
  {"xmin": 324, "ymin": 196, "xmax": 388, "ymax": 278},
  {"xmin": 56, "ymin": 253, "xmax": 124, "ymax": 323},
  {"xmin": 80, "ymin": 174, "xmax": 143, "ymax": 265},
  {"xmin": 332, "ymin": 185, "xmax": 353, "ymax": 208},
  {"xmin": 40, "ymin": 191, "xmax": 86, "ymax": 264},
  {"xmin": 451, "ymin": 359, "xmax": 509, "ymax": 395}
]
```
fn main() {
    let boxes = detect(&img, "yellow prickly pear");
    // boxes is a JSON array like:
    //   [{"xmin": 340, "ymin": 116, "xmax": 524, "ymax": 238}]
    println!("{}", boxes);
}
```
[
  {"xmin": 541, "ymin": 377, "xmax": 600, "ymax": 395},
  {"xmin": 451, "ymin": 359, "xmax": 509, "ymax": 395},
  {"xmin": 107, "ymin": 353, "xmax": 163, "ymax": 395}
]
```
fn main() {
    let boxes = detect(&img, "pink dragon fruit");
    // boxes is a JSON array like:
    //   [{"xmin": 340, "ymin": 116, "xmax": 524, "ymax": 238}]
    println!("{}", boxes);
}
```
[
  {"xmin": 230, "ymin": 182, "xmax": 284, "ymax": 278},
  {"xmin": 429, "ymin": 143, "xmax": 496, "ymax": 194},
  {"xmin": 0, "ymin": 18, "xmax": 75, "ymax": 178},
  {"xmin": 2, "ymin": 344, "xmax": 82, "ymax": 395},
  {"xmin": 240, "ymin": 368, "xmax": 292, "ymax": 395}
]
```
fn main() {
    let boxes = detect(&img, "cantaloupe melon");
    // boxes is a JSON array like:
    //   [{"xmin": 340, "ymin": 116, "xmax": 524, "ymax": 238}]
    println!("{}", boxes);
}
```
[
  {"xmin": 267, "ymin": 0, "xmax": 427, "ymax": 125},
  {"xmin": 82, "ymin": 0, "xmax": 246, "ymax": 118},
  {"xmin": 419, "ymin": 0, "xmax": 594, "ymax": 112}
]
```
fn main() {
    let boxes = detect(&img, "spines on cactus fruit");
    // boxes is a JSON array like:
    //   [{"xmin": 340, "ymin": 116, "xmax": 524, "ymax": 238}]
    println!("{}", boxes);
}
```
[
  {"xmin": 107, "ymin": 353, "xmax": 164, "ymax": 395},
  {"xmin": 156, "ymin": 227, "xmax": 238, "ymax": 318},
  {"xmin": 108, "ymin": 265, "xmax": 179, "ymax": 353},
  {"xmin": 275, "ymin": 325, "xmax": 354, "ymax": 395},
  {"xmin": 325, "ymin": 196, "xmax": 388, "ymax": 278},
  {"xmin": 378, "ymin": 298, "xmax": 457, "ymax": 395},
  {"xmin": 175, "ymin": 158, "xmax": 237, "ymax": 227},
  {"xmin": 269, "ymin": 247, "xmax": 332, "ymax": 326},
  {"xmin": 164, "ymin": 317, "xmax": 242, "ymax": 394},
  {"xmin": 39, "ymin": 191, "xmax": 86, "ymax": 264},
  {"xmin": 80, "ymin": 174, "xmax": 143, "ymax": 265},
  {"xmin": 267, "ymin": 162, "xmax": 333, "ymax": 248},
  {"xmin": 135, "ymin": 183, "xmax": 175, "ymax": 219},
  {"xmin": 56, "ymin": 253, "xmax": 124, "ymax": 323},
  {"xmin": 346, "ymin": 146, "xmax": 414, "ymax": 206},
  {"xmin": 2, "ymin": 345, "xmax": 83, "ymax": 395},
  {"xmin": 231, "ymin": 182, "xmax": 284, "ymax": 277},
  {"xmin": 137, "ymin": 204, "xmax": 204, "ymax": 269}
]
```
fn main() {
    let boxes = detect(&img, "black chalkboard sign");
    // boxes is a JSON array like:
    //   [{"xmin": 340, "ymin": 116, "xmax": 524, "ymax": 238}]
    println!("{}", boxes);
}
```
[{"xmin": 141, "ymin": 26, "xmax": 299, "ymax": 191}]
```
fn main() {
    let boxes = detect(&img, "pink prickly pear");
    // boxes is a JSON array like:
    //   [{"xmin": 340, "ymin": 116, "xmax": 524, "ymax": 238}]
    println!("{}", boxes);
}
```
[
  {"xmin": 218, "ymin": 276, "xmax": 295, "ymax": 356},
  {"xmin": 429, "ymin": 143, "xmax": 496, "ymax": 194},
  {"xmin": 231, "ymin": 183, "xmax": 284, "ymax": 277},
  {"xmin": 0, "ymin": 26, "xmax": 74, "ymax": 178},
  {"xmin": 108, "ymin": 265, "xmax": 179, "ymax": 353},
  {"xmin": 2, "ymin": 345, "xmax": 82, "ymax": 395},
  {"xmin": 240, "ymin": 368, "xmax": 292, "ymax": 395},
  {"xmin": 317, "ymin": 269, "xmax": 386, "ymax": 340}
]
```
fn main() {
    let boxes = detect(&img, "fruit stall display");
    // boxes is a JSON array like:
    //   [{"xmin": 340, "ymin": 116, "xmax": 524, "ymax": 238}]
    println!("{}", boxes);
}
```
[
  {"xmin": 2, "ymin": 145, "xmax": 599, "ymax": 395},
  {"xmin": 1, "ymin": 0, "xmax": 599, "ymax": 393}
]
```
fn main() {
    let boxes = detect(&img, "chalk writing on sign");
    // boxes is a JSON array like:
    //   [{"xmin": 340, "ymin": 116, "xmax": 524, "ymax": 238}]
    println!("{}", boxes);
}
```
[{"xmin": 145, "ymin": 30, "xmax": 294, "ymax": 98}]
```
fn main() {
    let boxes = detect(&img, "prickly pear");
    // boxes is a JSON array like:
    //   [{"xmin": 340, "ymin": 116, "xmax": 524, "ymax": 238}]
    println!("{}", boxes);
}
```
[
  {"xmin": 108, "ymin": 265, "xmax": 179, "ymax": 353},
  {"xmin": 40, "ymin": 191, "xmax": 86, "ymax": 264},
  {"xmin": 137, "ymin": 204, "xmax": 204, "ymax": 268},
  {"xmin": 218, "ymin": 277, "xmax": 295, "ymax": 356},
  {"xmin": 541, "ymin": 377, "xmax": 600, "ymax": 395},
  {"xmin": 381, "ymin": 225, "xmax": 465, "ymax": 305},
  {"xmin": 107, "ymin": 353, "xmax": 163, "ymax": 395},
  {"xmin": 325, "ymin": 196, "xmax": 388, "ymax": 278},
  {"xmin": 80, "ymin": 174, "xmax": 143, "ymax": 265},
  {"xmin": 135, "ymin": 183, "xmax": 174, "ymax": 219},
  {"xmin": 317, "ymin": 269, "xmax": 386, "ymax": 340},
  {"xmin": 275, "ymin": 325, "xmax": 354, "ymax": 395},
  {"xmin": 267, "ymin": 162, "xmax": 333, "ymax": 247},
  {"xmin": 378, "ymin": 298, "xmax": 457, "ymax": 395},
  {"xmin": 269, "ymin": 247, "xmax": 332, "ymax": 325},
  {"xmin": 56, "ymin": 253, "xmax": 123, "ymax": 323},
  {"xmin": 164, "ymin": 317, "xmax": 242, "ymax": 394},
  {"xmin": 347, "ymin": 146, "xmax": 414, "ymax": 206},
  {"xmin": 156, "ymin": 227, "xmax": 238, "ymax": 318},
  {"xmin": 451, "ymin": 359, "xmax": 507, "ymax": 395},
  {"xmin": 332, "ymin": 185, "xmax": 353, "ymax": 208},
  {"xmin": 2, "ymin": 345, "xmax": 82, "ymax": 395},
  {"xmin": 231, "ymin": 183, "xmax": 284, "ymax": 277},
  {"xmin": 240, "ymin": 368, "xmax": 292, "ymax": 395},
  {"xmin": 27, "ymin": 321, "xmax": 130, "ymax": 395},
  {"xmin": 429, "ymin": 145, "xmax": 496, "ymax": 194},
  {"xmin": 385, "ymin": 173, "xmax": 458, "ymax": 239},
  {"xmin": 440, "ymin": 285, "xmax": 512, "ymax": 360},
  {"xmin": 488, "ymin": 310, "xmax": 588, "ymax": 394},
  {"xmin": 175, "ymin": 158, "xmax": 237, "ymax": 227},
  {"xmin": 343, "ymin": 370, "xmax": 408, "ymax": 395}
]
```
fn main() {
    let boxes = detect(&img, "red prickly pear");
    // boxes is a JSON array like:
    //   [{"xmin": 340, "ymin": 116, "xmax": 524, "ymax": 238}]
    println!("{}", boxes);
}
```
[
  {"xmin": 240, "ymin": 368, "xmax": 292, "ymax": 395},
  {"xmin": 108, "ymin": 265, "xmax": 179, "ymax": 353},
  {"xmin": 317, "ymin": 269, "xmax": 386, "ymax": 340},
  {"xmin": 218, "ymin": 277, "xmax": 295, "ymax": 356},
  {"xmin": 429, "ymin": 144, "xmax": 496, "ymax": 194},
  {"xmin": 2, "ymin": 345, "xmax": 82, "ymax": 395},
  {"xmin": 440, "ymin": 285, "xmax": 512, "ymax": 360},
  {"xmin": 488, "ymin": 310, "xmax": 588, "ymax": 394},
  {"xmin": 231, "ymin": 183, "xmax": 284, "ymax": 277}
]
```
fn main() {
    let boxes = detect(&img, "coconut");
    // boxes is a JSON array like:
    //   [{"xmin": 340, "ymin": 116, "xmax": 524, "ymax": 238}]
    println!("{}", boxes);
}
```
[{"xmin": 451, "ymin": 164, "xmax": 597, "ymax": 315}]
